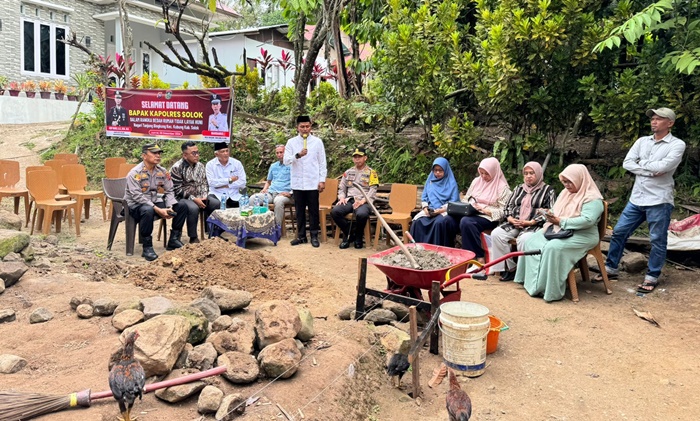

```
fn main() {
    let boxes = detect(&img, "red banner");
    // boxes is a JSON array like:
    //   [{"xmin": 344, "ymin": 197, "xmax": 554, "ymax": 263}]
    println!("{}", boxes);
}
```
[{"xmin": 105, "ymin": 88, "xmax": 232, "ymax": 142}]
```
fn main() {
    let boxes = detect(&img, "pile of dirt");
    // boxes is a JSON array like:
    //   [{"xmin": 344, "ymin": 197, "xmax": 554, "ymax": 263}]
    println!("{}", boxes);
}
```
[{"xmin": 125, "ymin": 237, "xmax": 311, "ymax": 299}]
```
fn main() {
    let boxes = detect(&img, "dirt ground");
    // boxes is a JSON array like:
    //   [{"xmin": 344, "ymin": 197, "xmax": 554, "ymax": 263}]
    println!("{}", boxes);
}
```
[{"xmin": 1, "ymin": 123, "xmax": 700, "ymax": 421}]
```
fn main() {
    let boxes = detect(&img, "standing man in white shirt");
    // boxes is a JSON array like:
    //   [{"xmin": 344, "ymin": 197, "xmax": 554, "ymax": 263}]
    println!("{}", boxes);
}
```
[
  {"xmin": 600, "ymin": 107, "xmax": 686, "ymax": 294},
  {"xmin": 206, "ymin": 142, "xmax": 247, "ymax": 208},
  {"xmin": 284, "ymin": 115, "xmax": 327, "ymax": 247}
]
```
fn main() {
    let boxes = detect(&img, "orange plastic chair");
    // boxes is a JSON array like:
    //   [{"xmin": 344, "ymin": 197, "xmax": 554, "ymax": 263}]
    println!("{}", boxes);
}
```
[
  {"xmin": 25, "ymin": 166, "xmax": 72, "ymax": 227},
  {"xmin": 26, "ymin": 170, "xmax": 80, "ymax": 236},
  {"xmin": 105, "ymin": 157, "xmax": 127, "ymax": 179},
  {"xmin": 118, "ymin": 163, "xmax": 137, "ymax": 178},
  {"xmin": 45, "ymin": 159, "xmax": 68, "ymax": 193},
  {"xmin": 373, "ymin": 183, "xmax": 418, "ymax": 248},
  {"xmin": 566, "ymin": 201, "xmax": 613, "ymax": 302},
  {"xmin": 0, "ymin": 160, "xmax": 30, "ymax": 224},
  {"xmin": 54, "ymin": 153, "xmax": 79, "ymax": 164},
  {"xmin": 333, "ymin": 213, "xmax": 372, "ymax": 246},
  {"xmin": 318, "ymin": 177, "xmax": 339, "ymax": 242},
  {"xmin": 62, "ymin": 164, "xmax": 107, "ymax": 221}
]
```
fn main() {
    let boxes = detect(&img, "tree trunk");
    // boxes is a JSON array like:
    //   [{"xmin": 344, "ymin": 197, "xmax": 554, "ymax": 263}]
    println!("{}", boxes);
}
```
[
  {"xmin": 294, "ymin": 15, "xmax": 330, "ymax": 118},
  {"xmin": 331, "ymin": 16, "xmax": 349, "ymax": 99},
  {"xmin": 349, "ymin": 0, "xmax": 362, "ymax": 95},
  {"xmin": 117, "ymin": 0, "xmax": 133, "ymax": 87}
]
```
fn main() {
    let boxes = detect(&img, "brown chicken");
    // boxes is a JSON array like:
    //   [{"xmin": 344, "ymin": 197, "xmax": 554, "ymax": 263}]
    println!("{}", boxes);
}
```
[
  {"xmin": 109, "ymin": 331, "xmax": 146, "ymax": 421},
  {"xmin": 446, "ymin": 368, "xmax": 472, "ymax": 421}
]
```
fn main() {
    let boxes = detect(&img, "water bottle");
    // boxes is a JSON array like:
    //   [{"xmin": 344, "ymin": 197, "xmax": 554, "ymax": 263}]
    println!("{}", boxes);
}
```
[
  {"xmin": 263, "ymin": 194, "xmax": 269, "ymax": 212},
  {"xmin": 220, "ymin": 192, "xmax": 227, "ymax": 210}
]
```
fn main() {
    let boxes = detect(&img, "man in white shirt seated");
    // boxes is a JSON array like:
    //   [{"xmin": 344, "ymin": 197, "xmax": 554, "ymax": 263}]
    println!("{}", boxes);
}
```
[{"xmin": 205, "ymin": 142, "xmax": 247, "ymax": 209}]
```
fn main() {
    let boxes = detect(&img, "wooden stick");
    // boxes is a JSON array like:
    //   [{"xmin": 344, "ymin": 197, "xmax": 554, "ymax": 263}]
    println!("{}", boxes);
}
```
[
  {"xmin": 352, "ymin": 184, "xmax": 420, "ymax": 269},
  {"xmin": 277, "ymin": 403, "xmax": 292, "ymax": 420},
  {"xmin": 409, "ymin": 306, "xmax": 421, "ymax": 399}
]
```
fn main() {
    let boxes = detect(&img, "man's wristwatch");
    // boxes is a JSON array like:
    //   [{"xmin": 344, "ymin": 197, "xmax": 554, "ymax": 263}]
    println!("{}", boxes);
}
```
[{"xmin": 295, "ymin": 153, "xmax": 301, "ymax": 159}]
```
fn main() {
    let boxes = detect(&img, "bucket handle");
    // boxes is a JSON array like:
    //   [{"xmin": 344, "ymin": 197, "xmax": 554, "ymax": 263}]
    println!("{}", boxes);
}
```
[
  {"xmin": 490, "ymin": 321, "xmax": 509, "ymax": 332},
  {"xmin": 439, "ymin": 324, "xmax": 489, "ymax": 341}
]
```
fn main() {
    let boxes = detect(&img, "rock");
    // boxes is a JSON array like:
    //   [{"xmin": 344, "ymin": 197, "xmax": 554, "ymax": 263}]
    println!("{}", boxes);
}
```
[
  {"xmin": 0, "ymin": 280, "xmax": 4, "ymax": 294},
  {"xmin": 364, "ymin": 309, "xmax": 397, "ymax": 325},
  {"xmin": 586, "ymin": 255, "xmax": 599, "ymax": 271},
  {"xmin": 0, "ymin": 230, "xmax": 30, "ymax": 260},
  {"xmin": 114, "ymin": 300, "xmax": 143, "ymax": 315},
  {"xmin": 70, "ymin": 296, "xmax": 93, "ymax": 310},
  {"xmin": 217, "ymin": 351, "xmax": 259, "ymax": 384},
  {"xmin": 0, "ymin": 210, "xmax": 22, "ymax": 231},
  {"xmin": 94, "ymin": 298, "xmax": 119, "ymax": 316},
  {"xmin": 44, "ymin": 235, "xmax": 59, "ymax": 246},
  {"xmin": 257, "ymin": 338, "xmax": 302, "ymax": 379},
  {"xmin": 122, "ymin": 315, "xmax": 191, "ymax": 377},
  {"xmin": 296, "ymin": 308, "xmax": 315, "ymax": 341},
  {"xmin": 0, "ymin": 309, "xmax": 16, "ymax": 323},
  {"xmin": 186, "ymin": 342, "xmax": 218, "ymax": 371},
  {"xmin": 111, "ymin": 309, "xmax": 145, "ymax": 332},
  {"xmin": 174, "ymin": 343, "xmax": 193, "ymax": 369},
  {"xmin": 212, "ymin": 315, "xmax": 233, "ymax": 332},
  {"xmin": 164, "ymin": 306, "xmax": 209, "ymax": 345},
  {"xmin": 255, "ymin": 300, "xmax": 302, "ymax": 348},
  {"xmin": 19, "ymin": 245, "xmax": 34, "ymax": 262},
  {"xmin": 215, "ymin": 393, "xmax": 246, "ymax": 420},
  {"xmin": 202, "ymin": 287, "xmax": 252, "ymax": 312},
  {"xmin": 76, "ymin": 304, "xmax": 94, "ymax": 319},
  {"xmin": 154, "ymin": 368, "xmax": 206, "ymax": 403},
  {"xmin": 375, "ymin": 325, "xmax": 411, "ymax": 355},
  {"xmin": 382, "ymin": 300, "xmax": 410, "ymax": 321},
  {"xmin": 337, "ymin": 305, "xmax": 354, "ymax": 320},
  {"xmin": 0, "ymin": 354, "xmax": 27, "ymax": 373},
  {"xmin": 190, "ymin": 297, "xmax": 221, "ymax": 322},
  {"xmin": 2, "ymin": 252, "xmax": 22, "ymax": 262},
  {"xmin": 32, "ymin": 257, "xmax": 51, "ymax": 270},
  {"xmin": 141, "ymin": 296, "xmax": 175, "ymax": 319},
  {"xmin": 198, "ymin": 385, "xmax": 224, "ymax": 414},
  {"xmin": 29, "ymin": 307, "xmax": 54, "ymax": 324},
  {"xmin": 0, "ymin": 261, "xmax": 29, "ymax": 287},
  {"xmin": 207, "ymin": 318, "xmax": 256, "ymax": 355},
  {"xmin": 621, "ymin": 252, "xmax": 647, "ymax": 273}
]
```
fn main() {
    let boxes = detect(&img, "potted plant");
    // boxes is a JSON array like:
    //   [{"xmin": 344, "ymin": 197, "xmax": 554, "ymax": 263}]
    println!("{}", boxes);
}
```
[
  {"xmin": 53, "ymin": 80, "xmax": 67, "ymax": 100},
  {"xmin": 66, "ymin": 87, "xmax": 78, "ymax": 101},
  {"xmin": 8, "ymin": 81, "xmax": 21, "ymax": 97},
  {"xmin": 38, "ymin": 80, "xmax": 53, "ymax": 99},
  {"xmin": 22, "ymin": 80, "xmax": 37, "ymax": 98},
  {"xmin": 0, "ymin": 76, "xmax": 8, "ymax": 96}
]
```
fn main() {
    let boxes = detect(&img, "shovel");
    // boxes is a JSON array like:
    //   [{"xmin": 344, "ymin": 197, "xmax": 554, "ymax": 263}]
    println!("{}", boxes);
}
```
[
  {"xmin": 404, "ymin": 231, "xmax": 424, "ymax": 251},
  {"xmin": 351, "ymin": 183, "xmax": 420, "ymax": 269}
]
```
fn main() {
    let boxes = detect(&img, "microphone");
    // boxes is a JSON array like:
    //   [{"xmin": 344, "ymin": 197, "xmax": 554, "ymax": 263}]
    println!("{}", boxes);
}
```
[{"xmin": 302, "ymin": 133, "xmax": 308, "ymax": 149}]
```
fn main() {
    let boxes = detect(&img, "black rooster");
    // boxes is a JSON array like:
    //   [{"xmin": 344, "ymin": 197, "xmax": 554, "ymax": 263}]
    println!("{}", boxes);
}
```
[
  {"xmin": 386, "ymin": 353, "xmax": 410, "ymax": 388},
  {"xmin": 109, "ymin": 331, "xmax": 146, "ymax": 421}
]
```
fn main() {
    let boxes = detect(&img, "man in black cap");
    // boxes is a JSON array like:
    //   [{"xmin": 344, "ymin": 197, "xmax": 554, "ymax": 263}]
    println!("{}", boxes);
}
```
[
  {"xmin": 125, "ymin": 143, "xmax": 189, "ymax": 261},
  {"xmin": 205, "ymin": 142, "xmax": 246, "ymax": 208},
  {"xmin": 108, "ymin": 91, "xmax": 129, "ymax": 126},
  {"xmin": 331, "ymin": 147, "xmax": 379, "ymax": 249},
  {"xmin": 208, "ymin": 94, "xmax": 228, "ymax": 131},
  {"xmin": 283, "ymin": 115, "xmax": 327, "ymax": 247}
]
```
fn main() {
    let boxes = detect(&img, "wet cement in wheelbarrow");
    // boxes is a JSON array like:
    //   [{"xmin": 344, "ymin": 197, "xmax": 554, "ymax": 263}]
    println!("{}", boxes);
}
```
[{"xmin": 380, "ymin": 248, "xmax": 453, "ymax": 269}]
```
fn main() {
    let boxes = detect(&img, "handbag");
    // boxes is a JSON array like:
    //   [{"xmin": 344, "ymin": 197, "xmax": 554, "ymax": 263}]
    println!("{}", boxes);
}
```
[
  {"xmin": 447, "ymin": 201, "xmax": 480, "ymax": 217},
  {"xmin": 543, "ymin": 224, "xmax": 574, "ymax": 240}
]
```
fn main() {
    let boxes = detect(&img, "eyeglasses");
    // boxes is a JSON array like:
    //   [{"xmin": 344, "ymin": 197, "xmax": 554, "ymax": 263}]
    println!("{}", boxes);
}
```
[{"xmin": 188, "ymin": 151, "xmax": 200, "ymax": 156}]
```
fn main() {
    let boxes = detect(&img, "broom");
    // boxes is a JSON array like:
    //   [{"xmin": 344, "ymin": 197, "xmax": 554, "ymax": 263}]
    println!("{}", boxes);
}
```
[{"xmin": 0, "ymin": 365, "xmax": 227, "ymax": 421}]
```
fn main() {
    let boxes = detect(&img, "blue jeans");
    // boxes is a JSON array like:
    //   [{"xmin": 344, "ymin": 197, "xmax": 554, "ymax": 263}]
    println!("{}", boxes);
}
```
[{"xmin": 606, "ymin": 202, "xmax": 673, "ymax": 281}]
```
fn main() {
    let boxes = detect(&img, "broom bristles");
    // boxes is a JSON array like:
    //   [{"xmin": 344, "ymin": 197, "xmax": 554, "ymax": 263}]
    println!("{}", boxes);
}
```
[{"xmin": 0, "ymin": 392, "xmax": 72, "ymax": 421}]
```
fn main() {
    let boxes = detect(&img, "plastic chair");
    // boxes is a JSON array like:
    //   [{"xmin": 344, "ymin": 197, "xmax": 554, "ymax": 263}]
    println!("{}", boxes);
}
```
[
  {"xmin": 54, "ymin": 153, "xmax": 79, "ymax": 164},
  {"xmin": 269, "ymin": 200, "xmax": 296, "ymax": 237},
  {"xmin": 566, "ymin": 201, "xmax": 613, "ymax": 302},
  {"xmin": 333, "ymin": 213, "xmax": 372, "ymax": 246},
  {"xmin": 27, "ymin": 170, "xmax": 80, "ymax": 236},
  {"xmin": 103, "ymin": 178, "xmax": 167, "ymax": 254},
  {"xmin": 24, "ymin": 166, "xmax": 71, "ymax": 227},
  {"xmin": 0, "ymin": 159, "xmax": 30, "ymax": 224},
  {"xmin": 105, "ymin": 157, "xmax": 127, "ymax": 178},
  {"xmin": 45, "ymin": 159, "xmax": 68, "ymax": 193},
  {"xmin": 373, "ymin": 183, "xmax": 418, "ymax": 248},
  {"xmin": 62, "ymin": 164, "xmax": 107, "ymax": 221},
  {"xmin": 118, "ymin": 163, "xmax": 137, "ymax": 178},
  {"xmin": 318, "ymin": 177, "xmax": 339, "ymax": 242}
]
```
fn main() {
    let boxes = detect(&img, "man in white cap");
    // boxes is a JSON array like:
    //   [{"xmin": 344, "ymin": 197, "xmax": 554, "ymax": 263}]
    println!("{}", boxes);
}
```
[{"xmin": 598, "ymin": 107, "xmax": 686, "ymax": 294}]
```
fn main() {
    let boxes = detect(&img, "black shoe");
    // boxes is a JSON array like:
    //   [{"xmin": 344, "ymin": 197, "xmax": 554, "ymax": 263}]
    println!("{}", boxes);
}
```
[
  {"xmin": 354, "ymin": 240, "xmax": 364, "ymax": 249},
  {"xmin": 166, "ymin": 230, "xmax": 185, "ymax": 250},
  {"xmin": 190, "ymin": 237, "xmax": 200, "ymax": 244},
  {"xmin": 339, "ymin": 240, "xmax": 351, "ymax": 249},
  {"xmin": 499, "ymin": 270, "xmax": 516, "ymax": 282},
  {"xmin": 142, "ymin": 246, "xmax": 158, "ymax": 261},
  {"xmin": 311, "ymin": 235, "xmax": 320, "ymax": 248},
  {"xmin": 291, "ymin": 237, "xmax": 308, "ymax": 246}
]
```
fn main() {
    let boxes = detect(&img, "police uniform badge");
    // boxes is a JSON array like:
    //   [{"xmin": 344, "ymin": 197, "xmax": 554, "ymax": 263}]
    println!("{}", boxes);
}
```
[{"xmin": 369, "ymin": 170, "xmax": 379, "ymax": 186}]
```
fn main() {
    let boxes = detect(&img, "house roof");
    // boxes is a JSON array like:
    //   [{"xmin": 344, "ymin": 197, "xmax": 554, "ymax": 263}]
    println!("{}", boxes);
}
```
[
  {"xmin": 82, "ymin": 0, "xmax": 241, "ymax": 20},
  {"xmin": 209, "ymin": 24, "xmax": 289, "ymax": 38}
]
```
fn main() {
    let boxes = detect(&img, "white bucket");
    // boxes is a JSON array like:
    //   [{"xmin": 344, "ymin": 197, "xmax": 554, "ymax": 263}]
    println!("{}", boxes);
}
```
[{"xmin": 439, "ymin": 301, "xmax": 490, "ymax": 377}]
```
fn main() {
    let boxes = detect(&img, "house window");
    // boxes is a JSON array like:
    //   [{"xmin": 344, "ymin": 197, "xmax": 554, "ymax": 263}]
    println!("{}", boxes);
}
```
[{"xmin": 21, "ymin": 18, "xmax": 69, "ymax": 77}]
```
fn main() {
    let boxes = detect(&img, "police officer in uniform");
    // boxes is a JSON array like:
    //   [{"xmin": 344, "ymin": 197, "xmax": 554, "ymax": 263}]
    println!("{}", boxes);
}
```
[
  {"xmin": 125, "ymin": 143, "xmax": 189, "ymax": 261},
  {"xmin": 331, "ymin": 147, "xmax": 379, "ymax": 249},
  {"xmin": 208, "ymin": 94, "xmax": 228, "ymax": 131},
  {"xmin": 108, "ymin": 91, "xmax": 129, "ymax": 126}
]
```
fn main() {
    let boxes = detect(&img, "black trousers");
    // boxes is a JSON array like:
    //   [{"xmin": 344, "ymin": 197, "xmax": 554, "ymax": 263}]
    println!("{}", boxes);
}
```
[
  {"xmin": 130, "ymin": 201, "xmax": 187, "ymax": 239},
  {"xmin": 331, "ymin": 199, "xmax": 371, "ymax": 240},
  {"xmin": 293, "ymin": 189, "xmax": 320, "ymax": 238},
  {"xmin": 177, "ymin": 196, "xmax": 220, "ymax": 238}
]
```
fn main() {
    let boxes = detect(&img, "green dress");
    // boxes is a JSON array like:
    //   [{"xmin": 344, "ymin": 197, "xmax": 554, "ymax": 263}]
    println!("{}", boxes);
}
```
[{"xmin": 514, "ymin": 199, "xmax": 603, "ymax": 302}]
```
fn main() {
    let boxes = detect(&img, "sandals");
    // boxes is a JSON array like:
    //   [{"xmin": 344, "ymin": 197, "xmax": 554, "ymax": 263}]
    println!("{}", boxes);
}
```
[
  {"xmin": 637, "ymin": 281, "xmax": 658, "ymax": 294},
  {"xmin": 592, "ymin": 272, "xmax": 618, "ymax": 284}
]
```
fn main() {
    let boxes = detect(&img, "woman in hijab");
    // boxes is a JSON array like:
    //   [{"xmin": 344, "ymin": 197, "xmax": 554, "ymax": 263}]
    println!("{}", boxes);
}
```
[
  {"xmin": 490, "ymin": 162, "xmax": 557, "ymax": 281},
  {"xmin": 451, "ymin": 157, "xmax": 511, "ymax": 260},
  {"xmin": 409, "ymin": 157, "xmax": 460, "ymax": 246},
  {"xmin": 515, "ymin": 164, "xmax": 604, "ymax": 302}
]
